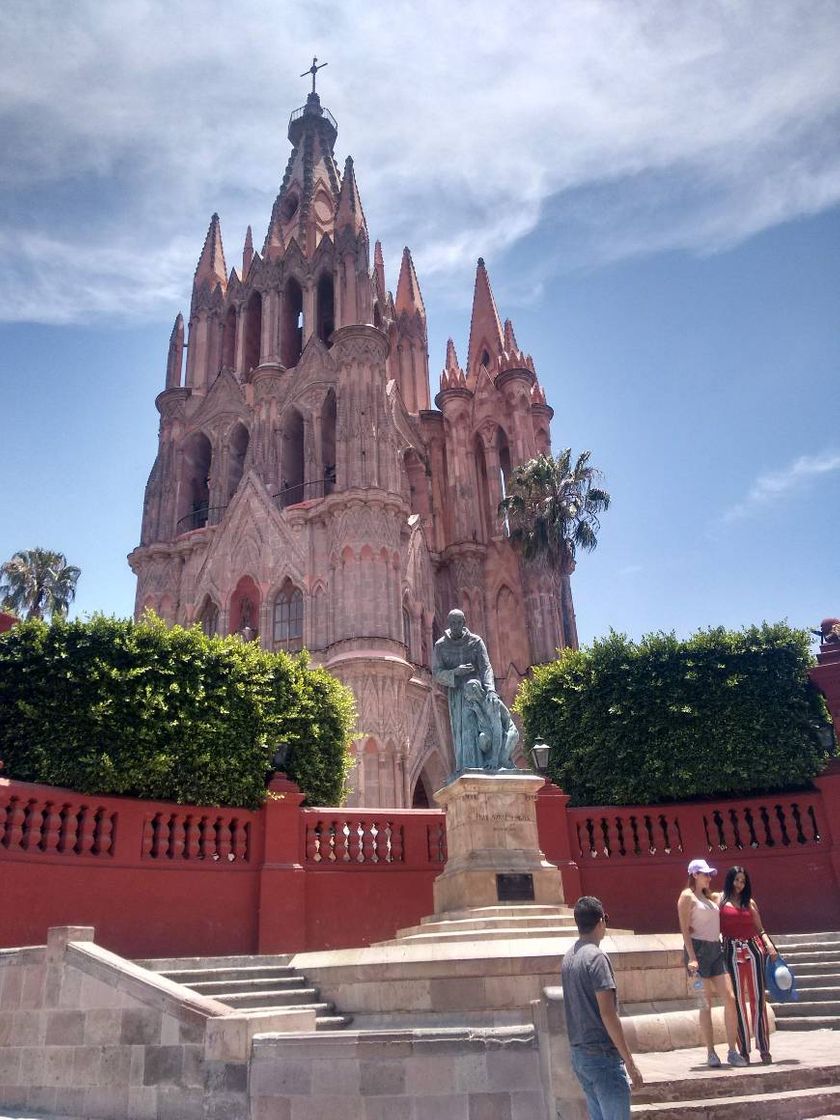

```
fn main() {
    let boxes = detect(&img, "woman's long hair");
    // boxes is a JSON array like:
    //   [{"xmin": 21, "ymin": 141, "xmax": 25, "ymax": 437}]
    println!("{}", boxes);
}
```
[{"xmin": 721, "ymin": 865, "xmax": 752, "ymax": 908}]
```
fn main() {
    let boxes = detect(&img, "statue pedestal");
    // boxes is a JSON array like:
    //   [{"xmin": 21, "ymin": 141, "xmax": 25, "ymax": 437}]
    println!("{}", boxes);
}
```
[{"xmin": 432, "ymin": 771, "xmax": 565, "ymax": 914}]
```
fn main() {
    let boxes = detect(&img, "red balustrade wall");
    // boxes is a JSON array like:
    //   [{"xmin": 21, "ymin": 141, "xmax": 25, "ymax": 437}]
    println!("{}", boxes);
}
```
[
  {"xmin": 538, "ymin": 773, "xmax": 840, "ymax": 935},
  {"xmin": 2, "ymin": 767, "xmax": 839, "ymax": 958}
]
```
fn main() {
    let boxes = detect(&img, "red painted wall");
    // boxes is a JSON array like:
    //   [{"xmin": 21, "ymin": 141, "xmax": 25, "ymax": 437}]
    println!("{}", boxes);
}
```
[
  {"xmin": 0, "ymin": 612, "xmax": 17, "ymax": 634},
  {"xmin": 1, "ymin": 769, "xmax": 838, "ymax": 958}
]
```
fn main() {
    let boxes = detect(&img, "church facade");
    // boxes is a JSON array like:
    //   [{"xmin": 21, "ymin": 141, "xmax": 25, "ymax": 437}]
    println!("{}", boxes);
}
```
[{"xmin": 128, "ymin": 88, "xmax": 576, "ymax": 807}]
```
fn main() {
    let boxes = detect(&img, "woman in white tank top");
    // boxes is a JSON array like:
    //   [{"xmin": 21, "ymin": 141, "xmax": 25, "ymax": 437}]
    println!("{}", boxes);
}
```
[{"xmin": 677, "ymin": 858, "xmax": 746, "ymax": 1068}]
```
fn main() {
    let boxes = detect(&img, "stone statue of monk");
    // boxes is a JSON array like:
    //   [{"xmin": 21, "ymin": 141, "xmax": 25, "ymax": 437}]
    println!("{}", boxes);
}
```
[{"xmin": 432, "ymin": 608, "xmax": 509, "ymax": 777}]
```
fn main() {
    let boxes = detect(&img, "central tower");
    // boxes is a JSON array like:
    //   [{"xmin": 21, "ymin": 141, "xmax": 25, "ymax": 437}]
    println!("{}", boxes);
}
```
[{"xmin": 129, "ymin": 85, "xmax": 576, "ymax": 806}]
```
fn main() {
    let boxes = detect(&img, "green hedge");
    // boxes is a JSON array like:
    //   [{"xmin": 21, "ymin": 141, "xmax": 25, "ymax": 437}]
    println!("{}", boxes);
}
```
[
  {"xmin": 515, "ymin": 623, "xmax": 833, "ymax": 806},
  {"xmin": 0, "ymin": 614, "xmax": 355, "ymax": 808}
]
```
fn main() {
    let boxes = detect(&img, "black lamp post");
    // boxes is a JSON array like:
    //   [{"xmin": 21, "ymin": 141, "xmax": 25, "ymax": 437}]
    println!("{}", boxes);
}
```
[{"xmin": 531, "ymin": 737, "xmax": 551, "ymax": 774}]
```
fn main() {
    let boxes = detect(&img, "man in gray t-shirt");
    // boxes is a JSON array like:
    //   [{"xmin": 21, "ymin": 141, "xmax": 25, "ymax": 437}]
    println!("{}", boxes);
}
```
[{"xmin": 561, "ymin": 897, "xmax": 642, "ymax": 1120}]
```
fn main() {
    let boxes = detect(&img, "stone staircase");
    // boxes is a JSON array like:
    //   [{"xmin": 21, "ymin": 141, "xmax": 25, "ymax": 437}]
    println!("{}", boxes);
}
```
[
  {"xmin": 771, "ymin": 931, "xmax": 840, "ymax": 1032},
  {"xmin": 631, "ymin": 1031, "xmax": 840, "ymax": 1119},
  {"xmin": 386, "ymin": 903, "xmax": 581, "ymax": 944},
  {"xmin": 136, "ymin": 953, "xmax": 353, "ymax": 1029}
]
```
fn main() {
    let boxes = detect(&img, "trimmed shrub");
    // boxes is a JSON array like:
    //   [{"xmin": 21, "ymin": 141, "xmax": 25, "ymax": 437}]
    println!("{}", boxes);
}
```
[
  {"xmin": 515, "ymin": 623, "xmax": 832, "ymax": 806},
  {"xmin": 0, "ymin": 614, "xmax": 355, "ymax": 807}
]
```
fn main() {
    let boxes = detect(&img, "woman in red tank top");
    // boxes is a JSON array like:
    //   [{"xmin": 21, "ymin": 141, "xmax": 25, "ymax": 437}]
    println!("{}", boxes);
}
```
[{"xmin": 716, "ymin": 866, "xmax": 777, "ymax": 1064}]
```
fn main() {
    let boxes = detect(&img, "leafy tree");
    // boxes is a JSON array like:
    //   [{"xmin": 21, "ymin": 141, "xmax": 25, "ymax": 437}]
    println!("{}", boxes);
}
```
[
  {"xmin": 515, "ymin": 623, "xmax": 833, "ymax": 806},
  {"xmin": 0, "ymin": 548, "xmax": 81, "ymax": 621},
  {"xmin": 0, "ymin": 614, "xmax": 355, "ymax": 807},
  {"xmin": 499, "ymin": 450, "xmax": 610, "ymax": 571}
]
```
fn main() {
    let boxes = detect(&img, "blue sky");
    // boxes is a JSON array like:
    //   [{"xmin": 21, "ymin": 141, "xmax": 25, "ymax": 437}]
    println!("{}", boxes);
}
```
[{"xmin": 1, "ymin": 0, "xmax": 838, "ymax": 645}]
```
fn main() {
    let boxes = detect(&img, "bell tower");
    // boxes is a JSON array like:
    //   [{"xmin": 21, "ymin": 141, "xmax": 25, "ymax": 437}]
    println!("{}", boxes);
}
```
[{"xmin": 129, "ymin": 72, "xmax": 575, "ymax": 807}]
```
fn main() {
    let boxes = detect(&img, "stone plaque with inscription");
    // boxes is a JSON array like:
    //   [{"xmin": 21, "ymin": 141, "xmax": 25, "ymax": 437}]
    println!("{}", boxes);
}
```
[{"xmin": 496, "ymin": 873, "xmax": 535, "ymax": 902}]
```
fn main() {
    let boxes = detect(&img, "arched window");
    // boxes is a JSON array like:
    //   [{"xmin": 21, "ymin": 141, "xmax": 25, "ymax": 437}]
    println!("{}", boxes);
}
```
[
  {"xmin": 273, "ymin": 585, "xmax": 304, "ymax": 652},
  {"xmin": 178, "ymin": 431, "xmax": 212, "ymax": 533},
  {"xmin": 498, "ymin": 427, "xmax": 512, "ymax": 537},
  {"xmin": 473, "ymin": 435, "xmax": 491, "ymax": 542},
  {"xmin": 373, "ymin": 303, "xmax": 382, "ymax": 329},
  {"xmin": 227, "ymin": 422, "xmax": 249, "ymax": 501},
  {"xmin": 229, "ymin": 575, "xmax": 260, "ymax": 639},
  {"xmin": 244, "ymin": 291, "xmax": 262, "ymax": 373},
  {"xmin": 282, "ymin": 278, "xmax": 304, "ymax": 367},
  {"xmin": 321, "ymin": 390, "xmax": 336, "ymax": 496},
  {"xmin": 403, "ymin": 605, "xmax": 412, "ymax": 659},
  {"xmin": 279, "ymin": 408, "xmax": 305, "ymax": 508},
  {"xmin": 221, "ymin": 305, "xmax": 237, "ymax": 371},
  {"xmin": 316, "ymin": 273, "xmax": 335, "ymax": 344},
  {"xmin": 412, "ymin": 778, "xmax": 431, "ymax": 808},
  {"xmin": 404, "ymin": 450, "xmax": 428, "ymax": 517},
  {"xmin": 480, "ymin": 348, "xmax": 490, "ymax": 368}
]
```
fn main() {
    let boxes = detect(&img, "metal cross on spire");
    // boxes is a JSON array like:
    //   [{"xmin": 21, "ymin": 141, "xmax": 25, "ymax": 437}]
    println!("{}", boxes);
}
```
[{"xmin": 301, "ymin": 56, "xmax": 328, "ymax": 94}]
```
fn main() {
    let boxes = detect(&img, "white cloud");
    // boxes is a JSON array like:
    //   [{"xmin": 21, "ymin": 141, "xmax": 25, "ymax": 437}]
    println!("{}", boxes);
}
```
[
  {"xmin": 0, "ymin": 0, "xmax": 839, "ymax": 324},
  {"xmin": 723, "ymin": 451, "xmax": 840, "ymax": 523}
]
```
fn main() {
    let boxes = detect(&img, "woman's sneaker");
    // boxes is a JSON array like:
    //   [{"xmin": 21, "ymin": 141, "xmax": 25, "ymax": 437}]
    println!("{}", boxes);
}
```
[
  {"xmin": 727, "ymin": 1050, "xmax": 748, "ymax": 1067},
  {"xmin": 707, "ymin": 1051, "xmax": 722, "ymax": 1068}
]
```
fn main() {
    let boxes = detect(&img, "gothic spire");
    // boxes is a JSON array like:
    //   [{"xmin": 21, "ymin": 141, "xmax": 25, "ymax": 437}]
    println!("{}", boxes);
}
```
[
  {"xmin": 503, "ymin": 318, "xmax": 518, "ymax": 354},
  {"xmin": 193, "ymin": 213, "xmax": 227, "ymax": 294},
  {"xmin": 394, "ymin": 247, "xmax": 425, "ymax": 319},
  {"xmin": 336, "ymin": 155, "xmax": 367, "ymax": 235},
  {"xmin": 263, "ymin": 90, "xmax": 342, "ymax": 258},
  {"xmin": 242, "ymin": 225, "xmax": 254, "ymax": 277},
  {"xmin": 373, "ymin": 240, "xmax": 386, "ymax": 300},
  {"xmin": 466, "ymin": 257, "xmax": 503, "ymax": 380}
]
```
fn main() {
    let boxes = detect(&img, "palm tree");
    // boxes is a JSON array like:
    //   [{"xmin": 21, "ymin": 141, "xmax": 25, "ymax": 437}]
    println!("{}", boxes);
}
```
[
  {"xmin": 0, "ymin": 548, "xmax": 81, "ymax": 621},
  {"xmin": 499, "ymin": 449, "xmax": 610, "ymax": 571}
]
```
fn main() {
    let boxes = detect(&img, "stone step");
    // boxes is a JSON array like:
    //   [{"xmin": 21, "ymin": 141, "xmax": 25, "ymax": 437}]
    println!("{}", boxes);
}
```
[
  {"xmin": 315, "ymin": 1015, "xmax": 354, "ymax": 1030},
  {"xmin": 635, "ymin": 1061, "xmax": 840, "ymax": 1105},
  {"xmin": 774, "ymin": 932, "xmax": 840, "ymax": 947},
  {"xmin": 160, "ymin": 966, "xmax": 298, "ymax": 985},
  {"xmin": 631, "ymin": 1085, "xmax": 840, "ymax": 1118},
  {"xmin": 774, "ymin": 1015, "xmax": 840, "ymax": 1030},
  {"xmin": 388, "ymin": 924, "xmax": 588, "ymax": 945},
  {"xmin": 784, "ymin": 990, "xmax": 840, "ymax": 1008},
  {"xmin": 773, "ymin": 1000, "xmax": 840, "ymax": 1017},
  {"xmin": 135, "ymin": 953, "xmax": 291, "ymax": 970},
  {"xmin": 419, "ymin": 904, "xmax": 572, "ymax": 924},
  {"xmin": 396, "ymin": 914, "xmax": 578, "ymax": 938},
  {"xmin": 784, "ymin": 962, "xmax": 840, "ymax": 977},
  {"xmin": 172, "ymin": 975, "xmax": 306, "ymax": 995},
  {"xmin": 211, "ymin": 987, "xmax": 322, "ymax": 1008},
  {"xmin": 778, "ymin": 949, "xmax": 840, "ymax": 964},
  {"xmin": 222, "ymin": 994, "xmax": 335, "ymax": 1014}
]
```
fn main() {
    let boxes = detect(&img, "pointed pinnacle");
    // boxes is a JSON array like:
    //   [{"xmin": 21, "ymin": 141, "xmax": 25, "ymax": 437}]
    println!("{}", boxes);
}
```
[
  {"xmin": 466, "ymin": 256, "xmax": 503, "ymax": 375},
  {"xmin": 503, "ymin": 318, "xmax": 519, "ymax": 353},
  {"xmin": 193, "ymin": 213, "xmax": 227, "ymax": 290},
  {"xmin": 445, "ymin": 337, "xmax": 460, "ymax": 372},
  {"xmin": 242, "ymin": 225, "xmax": 254, "ymax": 277},
  {"xmin": 373, "ymin": 240, "xmax": 386, "ymax": 297},
  {"xmin": 336, "ymin": 155, "xmax": 367, "ymax": 233},
  {"xmin": 395, "ymin": 246, "xmax": 426, "ymax": 318}
]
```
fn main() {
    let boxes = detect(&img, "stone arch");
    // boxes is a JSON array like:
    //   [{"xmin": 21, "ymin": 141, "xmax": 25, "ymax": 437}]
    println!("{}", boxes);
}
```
[
  {"xmin": 198, "ymin": 594, "xmax": 220, "ymax": 637},
  {"xmin": 243, "ymin": 290, "xmax": 262, "ymax": 373},
  {"xmin": 279, "ymin": 407, "xmax": 305, "ymax": 506},
  {"xmin": 158, "ymin": 594, "xmax": 175, "ymax": 623},
  {"xmin": 473, "ymin": 434, "xmax": 491, "ymax": 542},
  {"xmin": 229, "ymin": 575, "xmax": 260, "ymax": 638},
  {"xmin": 322, "ymin": 390, "xmax": 336, "ymax": 495},
  {"xmin": 316, "ymin": 272, "xmax": 335, "ymax": 344},
  {"xmin": 535, "ymin": 426, "xmax": 550, "ymax": 456},
  {"xmin": 178, "ymin": 430, "xmax": 212, "ymax": 532},
  {"xmin": 282, "ymin": 277, "xmax": 304, "ymax": 367},
  {"xmin": 272, "ymin": 579, "xmax": 304, "ymax": 652},
  {"xmin": 226, "ymin": 422, "xmax": 249, "ymax": 502},
  {"xmin": 221, "ymin": 305, "xmax": 237, "ymax": 371},
  {"xmin": 404, "ymin": 449, "xmax": 428, "ymax": 517},
  {"xmin": 495, "ymin": 584, "xmax": 518, "ymax": 676},
  {"xmin": 411, "ymin": 747, "xmax": 447, "ymax": 807}
]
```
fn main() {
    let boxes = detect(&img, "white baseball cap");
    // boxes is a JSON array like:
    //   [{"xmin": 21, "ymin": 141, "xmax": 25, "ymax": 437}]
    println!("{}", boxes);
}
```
[{"xmin": 687, "ymin": 858, "xmax": 717, "ymax": 876}]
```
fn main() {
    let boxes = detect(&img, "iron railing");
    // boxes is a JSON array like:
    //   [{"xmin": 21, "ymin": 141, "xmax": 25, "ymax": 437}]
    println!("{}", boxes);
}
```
[
  {"xmin": 273, "ymin": 478, "xmax": 335, "ymax": 510},
  {"xmin": 175, "ymin": 506, "xmax": 228, "ymax": 535}
]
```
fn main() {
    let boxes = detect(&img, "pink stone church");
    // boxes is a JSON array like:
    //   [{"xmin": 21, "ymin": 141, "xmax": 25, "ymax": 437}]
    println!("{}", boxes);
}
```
[{"xmin": 128, "ymin": 86, "xmax": 576, "ymax": 807}]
